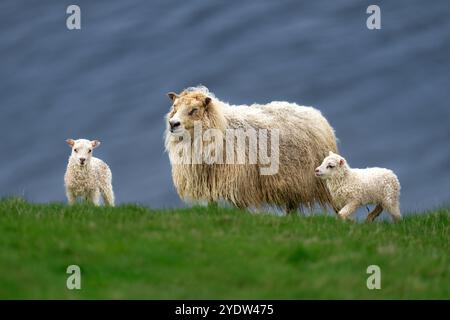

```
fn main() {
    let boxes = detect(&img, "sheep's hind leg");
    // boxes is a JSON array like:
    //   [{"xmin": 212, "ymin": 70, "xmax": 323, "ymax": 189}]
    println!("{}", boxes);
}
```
[
  {"xmin": 366, "ymin": 204, "xmax": 383, "ymax": 222},
  {"xmin": 338, "ymin": 201, "xmax": 359, "ymax": 220},
  {"xmin": 207, "ymin": 201, "xmax": 218, "ymax": 209}
]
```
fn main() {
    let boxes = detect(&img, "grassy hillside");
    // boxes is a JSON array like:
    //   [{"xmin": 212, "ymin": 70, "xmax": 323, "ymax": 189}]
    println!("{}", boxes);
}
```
[{"xmin": 0, "ymin": 198, "xmax": 448, "ymax": 299}]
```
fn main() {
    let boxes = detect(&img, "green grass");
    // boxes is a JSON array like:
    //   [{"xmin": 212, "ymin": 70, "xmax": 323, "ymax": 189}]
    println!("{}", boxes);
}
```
[{"xmin": 0, "ymin": 198, "xmax": 448, "ymax": 299}]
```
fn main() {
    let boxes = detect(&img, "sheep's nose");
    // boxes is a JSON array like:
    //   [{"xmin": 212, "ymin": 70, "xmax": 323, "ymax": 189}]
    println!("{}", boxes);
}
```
[
  {"xmin": 79, "ymin": 158, "xmax": 86, "ymax": 164},
  {"xmin": 315, "ymin": 168, "xmax": 320, "ymax": 173},
  {"xmin": 170, "ymin": 120, "xmax": 181, "ymax": 130}
]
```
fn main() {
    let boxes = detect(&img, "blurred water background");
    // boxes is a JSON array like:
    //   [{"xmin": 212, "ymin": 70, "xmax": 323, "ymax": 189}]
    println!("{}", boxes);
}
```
[{"xmin": 0, "ymin": 0, "xmax": 449, "ymax": 214}]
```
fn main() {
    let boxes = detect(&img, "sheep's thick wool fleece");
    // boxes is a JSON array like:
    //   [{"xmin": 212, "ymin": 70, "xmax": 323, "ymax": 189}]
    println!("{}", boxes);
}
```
[{"xmin": 166, "ymin": 88, "xmax": 338, "ymax": 211}]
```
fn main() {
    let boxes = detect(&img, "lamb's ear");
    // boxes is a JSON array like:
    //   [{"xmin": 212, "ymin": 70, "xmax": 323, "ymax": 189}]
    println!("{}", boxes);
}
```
[
  {"xmin": 66, "ymin": 139, "xmax": 75, "ymax": 147},
  {"xmin": 167, "ymin": 92, "xmax": 178, "ymax": 102},
  {"xmin": 329, "ymin": 151, "xmax": 334, "ymax": 156},
  {"xmin": 339, "ymin": 159, "xmax": 345, "ymax": 166},
  {"xmin": 91, "ymin": 140, "xmax": 101, "ymax": 148}
]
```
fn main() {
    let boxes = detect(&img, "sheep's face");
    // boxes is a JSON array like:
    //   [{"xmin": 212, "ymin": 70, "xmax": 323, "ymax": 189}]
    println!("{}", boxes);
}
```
[
  {"xmin": 166, "ymin": 91, "xmax": 211, "ymax": 135},
  {"xmin": 315, "ymin": 151, "xmax": 346, "ymax": 179},
  {"xmin": 66, "ymin": 139, "xmax": 100, "ymax": 167}
]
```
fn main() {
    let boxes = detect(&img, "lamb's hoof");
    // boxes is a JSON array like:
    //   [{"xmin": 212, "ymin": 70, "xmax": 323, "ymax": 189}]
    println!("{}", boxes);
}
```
[{"xmin": 365, "ymin": 217, "xmax": 375, "ymax": 223}]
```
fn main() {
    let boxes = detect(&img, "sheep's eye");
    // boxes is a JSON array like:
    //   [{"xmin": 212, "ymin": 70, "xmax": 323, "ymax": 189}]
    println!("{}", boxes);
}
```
[
  {"xmin": 88, "ymin": 149, "xmax": 92, "ymax": 153},
  {"xmin": 327, "ymin": 164, "xmax": 335, "ymax": 169},
  {"xmin": 74, "ymin": 149, "xmax": 78, "ymax": 153},
  {"xmin": 188, "ymin": 108, "xmax": 198, "ymax": 116}
]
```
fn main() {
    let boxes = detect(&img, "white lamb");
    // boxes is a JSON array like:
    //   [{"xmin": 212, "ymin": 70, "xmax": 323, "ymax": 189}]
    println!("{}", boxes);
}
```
[
  {"xmin": 64, "ymin": 139, "xmax": 115, "ymax": 206},
  {"xmin": 315, "ymin": 151, "xmax": 401, "ymax": 222}
]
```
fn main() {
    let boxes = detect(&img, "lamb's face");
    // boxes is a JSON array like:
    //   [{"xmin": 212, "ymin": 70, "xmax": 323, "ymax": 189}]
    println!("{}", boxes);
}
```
[
  {"xmin": 66, "ymin": 139, "xmax": 100, "ymax": 167},
  {"xmin": 166, "ymin": 91, "xmax": 211, "ymax": 135},
  {"xmin": 315, "ymin": 151, "xmax": 346, "ymax": 179}
]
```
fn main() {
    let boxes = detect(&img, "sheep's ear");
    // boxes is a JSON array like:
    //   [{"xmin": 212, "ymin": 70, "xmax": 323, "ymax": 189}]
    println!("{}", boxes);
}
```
[
  {"xmin": 339, "ymin": 159, "xmax": 345, "ymax": 166},
  {"xmin": 167, "ymin": 92, "xmax": 178, "ymax": 102},
  {"xmin": 66, "ymin": 139, "xmax": 75, "ymax": 147},
  {"xmin": 203, "ymin": 97, "xmax": 212, "ymax": 110},
  {"xmin": 91, "ymin": 140, "xmax": 101, "ymax": 148},
  {"xmin": 329, "ymin": 151, "xmax": 334, "ymax": 156}
]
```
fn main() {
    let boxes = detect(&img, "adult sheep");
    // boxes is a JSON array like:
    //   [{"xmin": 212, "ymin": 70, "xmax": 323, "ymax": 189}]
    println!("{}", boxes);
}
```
[{"xmin": 164, "ymin": 86, "xmax": 338, "ymax": 214}]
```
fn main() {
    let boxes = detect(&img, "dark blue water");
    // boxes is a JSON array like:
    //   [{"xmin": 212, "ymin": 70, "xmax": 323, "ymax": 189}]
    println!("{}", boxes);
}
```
[{"xmin": 1, "ymin": 0, "xmax": 449, "ymax": 213}]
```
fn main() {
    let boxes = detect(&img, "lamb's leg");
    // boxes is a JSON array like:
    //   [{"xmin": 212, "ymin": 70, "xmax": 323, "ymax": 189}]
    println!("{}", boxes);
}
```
[
  {"xmin": 338, "ymin": 201, "xmax": 359, "ymax": 220},
  {"xmin": 366, "ymin": 204, "xmax": 383, "ymax": 222},
  {"xmin": 91, "ymin": 189, "xmax": 101, "ymax": 206},
  {"xmin": 100, "ymin": 184, "xmax": 115, "ymax": 207},
  {"xmin": 66, "ymin": 189, "xmax": 76, "ymax": 205},
  {"xmin": 331, "ymin": 203, "xmax": 340, "ymax": 215},
  {"xmin": 385, "ymin": 202, "xmax": 401, "ymax": 222},
  {"xmin": 320, "ymin": 180, "xmax": 339, "ymax": 215}
]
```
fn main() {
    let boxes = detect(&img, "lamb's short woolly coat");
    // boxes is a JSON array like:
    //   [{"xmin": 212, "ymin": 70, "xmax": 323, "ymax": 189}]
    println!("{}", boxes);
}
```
[
  {"xmin": 64, "ymin": 139, "xmax": 114, "ymax": 206},
  {"xmin": 316, "ymin": 152, "xmax": 401, "ymax": 221}
]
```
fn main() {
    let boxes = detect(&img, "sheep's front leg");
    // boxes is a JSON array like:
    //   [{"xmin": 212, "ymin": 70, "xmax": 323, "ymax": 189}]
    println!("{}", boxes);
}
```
[
  {"xmin": 66, "ymin": 189, "xmax": 76, "ymax": 205},
  {"xmin": 286, "ymin": 202, "xmax": 299, "ymax": 215},
  {"xmin": 338, "ymin": 201, "xmax": 359, "ymax": 220}
]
